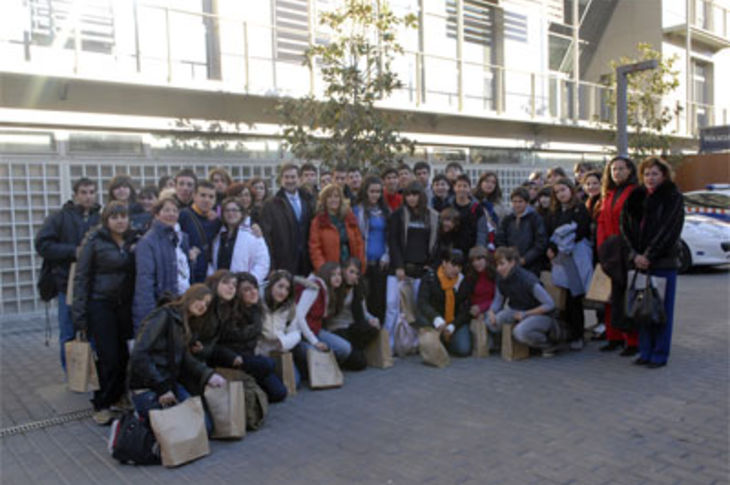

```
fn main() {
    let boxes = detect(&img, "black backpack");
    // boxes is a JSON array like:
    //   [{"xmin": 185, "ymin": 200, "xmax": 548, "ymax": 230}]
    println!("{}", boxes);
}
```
[{"xmin": 108, "ymin": 412, "xmax": 161, "ymax": 465}]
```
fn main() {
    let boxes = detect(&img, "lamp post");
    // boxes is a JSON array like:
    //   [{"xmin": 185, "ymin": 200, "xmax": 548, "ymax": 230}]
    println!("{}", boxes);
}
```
[{"xmin": 616, "ymin": 59, "xmax": 658, "ymax": 157}]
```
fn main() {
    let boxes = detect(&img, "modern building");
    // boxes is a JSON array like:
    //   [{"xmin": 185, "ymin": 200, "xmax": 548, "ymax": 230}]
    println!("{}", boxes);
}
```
[{"xmin": 0, "ymin": 0, "xmax": 728, "ymax": 316}]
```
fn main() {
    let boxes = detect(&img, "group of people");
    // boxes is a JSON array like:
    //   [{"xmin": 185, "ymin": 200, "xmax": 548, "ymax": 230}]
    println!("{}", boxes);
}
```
[{"xmin": 34, "ymin": 155, "xmax": 683, "ymax": 439}]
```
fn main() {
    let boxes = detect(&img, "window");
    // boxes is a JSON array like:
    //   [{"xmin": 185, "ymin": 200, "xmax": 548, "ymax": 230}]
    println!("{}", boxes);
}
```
[
  {"xmin": 446, "ymin": 0, "xmax": 498, "ymax": 47},
  {"xmin": 29, "ymin": 0, "xmax": 115, "ymax": 54},
  {"xmin": 274, "ymin": 0, "xmax": 329, "ymax": 63}
]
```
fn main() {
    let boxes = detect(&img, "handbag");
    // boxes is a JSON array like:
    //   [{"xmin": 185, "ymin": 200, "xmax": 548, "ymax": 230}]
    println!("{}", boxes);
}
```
[
  {"xmin": 272, "ymin": 351, "xmax": 298, "ymax": 396},
  {"xmin": 214, "ymin": 367, "xmax": 269, "ymax": 431},
  {"xmin": 625, "ymin": 270, "xmax": 666, "ymax": 328},
  {"xmin": 65, "ymin": 334, "xmax": 100, "ymax": 393},
  {"xmin": 470, "ymin": 318, "xmax": 489, "ymax": 358},
  {"xmin": 585, "ymin": 264, "xmax": 612, "ymax": 306},
  {"xmin": 149, "ymin": 396, "xmax": 210, "ymax": 467},
  {"xmin": 307, "ymin": 348, "xmax": 344, "ymax": 390},
  {"xmin": 204, "ymin": 381, "xmax": 246, "ymax": 440},
  {"xmin": 108, "ymin": 411, "xmax": 161, "ymax": 465},
  {"xmin": 364, "ymin": 328, "xmax": 394, "ymax": 368},
  {"xmin": 418, "ymin": 328, "xmax": 450, "ymax": 368}
]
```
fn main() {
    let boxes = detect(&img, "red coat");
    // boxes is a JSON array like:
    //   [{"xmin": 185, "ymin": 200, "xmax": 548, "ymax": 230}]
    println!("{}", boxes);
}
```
[
  {"xmin": 309, "ymin": 210, "xmax": 365, "ymax": 271},
  {"xmin": 597, "ymin": 184, "xmax": 636, "ymax": 248},
  {"xmin": 295, "ymin": 278, "xmax": 327, "ymax": 336}
]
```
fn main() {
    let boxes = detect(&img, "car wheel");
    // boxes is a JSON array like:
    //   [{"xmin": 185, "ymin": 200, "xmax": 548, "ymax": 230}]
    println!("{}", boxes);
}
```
[{"xmin": 678, "ymin": 240, "xmax": 692, "ymax": 273}]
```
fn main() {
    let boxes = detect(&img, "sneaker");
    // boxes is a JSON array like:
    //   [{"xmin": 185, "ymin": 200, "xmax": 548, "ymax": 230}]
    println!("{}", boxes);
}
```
[
  {"xmin": 542, "ymin": 345, "xmax": 559, "ymax": 358},
  {"xmin": 92, "ymin": 408, "xmax": 114, "ymax": 426},
  {"xmin": 569, "ymin": 339, "xmax": 584, "ymax": 351},
  {"xmin": 110, "ymin": 394, "xmax": 133, "ymax": 412}
]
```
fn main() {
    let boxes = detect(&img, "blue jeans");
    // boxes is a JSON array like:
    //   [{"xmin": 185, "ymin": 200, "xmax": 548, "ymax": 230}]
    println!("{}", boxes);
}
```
[
  {"xmin": 446, "ymin": 324, "xmax": 472, "ymax": 357},
  {"xmin": 638, "ymin": 269, "xmax": 677, "ymax": 365},
  {"xmin": 241, "ymin": 355, "xmax": 287, "ymax": 403},
  {"xmin": 131, "ymin": 383, "xmax": 212, "ymax": 434},
  {"xmin": 57, "ymin": 292, "xmax": 75, "ymax": 372}
]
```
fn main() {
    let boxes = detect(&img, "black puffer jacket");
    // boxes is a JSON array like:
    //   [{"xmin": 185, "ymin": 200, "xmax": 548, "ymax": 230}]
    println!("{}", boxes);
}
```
[
  {"xmin": 128, "ymin": 306, "xmax": 214, "ymax": 397},
  {"xmin": 621, "ymin": 181, "xmax": 684, "ymax": 270},
  {"xmin": 72, "ymin": 226, "xmax": 135, "ymax": 330},
  {"xmin": 34, "ymin": 201, "xmax": 101, "ymax": 292}
]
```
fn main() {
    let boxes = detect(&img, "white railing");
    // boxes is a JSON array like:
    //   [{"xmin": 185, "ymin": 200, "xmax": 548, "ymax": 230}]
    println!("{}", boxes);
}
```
[{"xmin": 0, "ymin": 3, "xmax": 621, "ymax": 129}]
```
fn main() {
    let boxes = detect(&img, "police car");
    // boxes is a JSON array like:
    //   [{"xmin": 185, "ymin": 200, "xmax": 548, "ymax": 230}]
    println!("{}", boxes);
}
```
[
  {"xmin": 679, "ymin": 185, "xmax": 730, "ymax": 272},
  {"xmin": 683, "ymin": 185, "xmax": 730, "ymax": 222}
]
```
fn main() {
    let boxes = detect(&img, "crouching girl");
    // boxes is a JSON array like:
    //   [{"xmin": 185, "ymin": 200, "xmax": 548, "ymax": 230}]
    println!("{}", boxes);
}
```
[
  {"xmin": 294, "ymin": 262, "xmax": 355, "ymax": 377},
  {"xmin": 128, "ymin": 284, "xmax": 226, "ymax": 428},
  {"xmin": 487, "ymin": 247, "xmax": 560, "ymax": 357}
]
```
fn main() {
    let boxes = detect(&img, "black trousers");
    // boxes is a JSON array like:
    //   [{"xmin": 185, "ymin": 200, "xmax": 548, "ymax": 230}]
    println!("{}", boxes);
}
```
[
  {"xmin": 333, "ymin": 322, "xmax": 380, "ymax": 371},
  {"xmin": 564, "ymin": 293, "xmax": 585, "ymax": 341},
  {"xmin": 87, "ymin": 299, "xmax": 132, "ymax": 410},
  {"xmin": 364, "ymin": 262, "xmax": 387, "ymax": 322}
]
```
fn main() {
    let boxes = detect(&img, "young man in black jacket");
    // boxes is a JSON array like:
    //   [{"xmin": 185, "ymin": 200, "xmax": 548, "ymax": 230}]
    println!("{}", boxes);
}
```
[{"xmin": 35, "ymin": 177, "xmax": 100, "ymax": 371}]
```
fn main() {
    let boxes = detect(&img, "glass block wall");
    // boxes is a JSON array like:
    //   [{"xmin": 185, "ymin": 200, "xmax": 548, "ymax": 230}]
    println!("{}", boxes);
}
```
[{"xmin": 0, "ymin": 150, "xmax": 536, "ymax": 319}]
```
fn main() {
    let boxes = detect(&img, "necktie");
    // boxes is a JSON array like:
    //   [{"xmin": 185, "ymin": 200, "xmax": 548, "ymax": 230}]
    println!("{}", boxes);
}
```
[{"xmin": 291, "ymin": 194, "xmax": 301, "ymax": 221}]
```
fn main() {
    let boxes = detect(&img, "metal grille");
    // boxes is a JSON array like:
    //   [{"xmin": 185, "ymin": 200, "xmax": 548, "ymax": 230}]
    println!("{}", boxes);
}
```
[{"xmin": 446, "ymin": 0, "xmax": 497, "ymax": 47}]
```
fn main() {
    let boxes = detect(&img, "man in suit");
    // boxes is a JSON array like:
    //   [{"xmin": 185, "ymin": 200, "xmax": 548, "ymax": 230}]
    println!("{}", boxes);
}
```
[{"xmin": 260, "ymin": 164, "xmax": 315, "ymax": 276}]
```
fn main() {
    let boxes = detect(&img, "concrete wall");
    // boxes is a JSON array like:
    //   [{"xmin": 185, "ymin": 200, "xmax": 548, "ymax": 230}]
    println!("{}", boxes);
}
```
[{"xmin": 583, "ymin": 0, "xmax": 664, "ymax": 84}]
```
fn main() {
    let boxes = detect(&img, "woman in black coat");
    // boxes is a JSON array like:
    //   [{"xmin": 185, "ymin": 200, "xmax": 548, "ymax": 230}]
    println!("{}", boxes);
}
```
[
  {"xmin": 620, "ymin": 157, "xmax": 684, "ymax": 368},
  {"xmin": 72, "ymin": 201, "xmax": 136, "ymax": 425},
  {"xmin": 128, "ymin": 284, "xmax": 225, "ymax": 420}
]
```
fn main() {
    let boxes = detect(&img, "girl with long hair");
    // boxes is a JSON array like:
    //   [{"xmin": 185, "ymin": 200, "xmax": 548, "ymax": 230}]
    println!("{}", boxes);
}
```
[
  {"xmin": 383, "ymin": 180, "xmax": 440, "ymax": 345},
  {"xmin": 597, "ymin": 156, "xmax": 639, "ymax": 356},
  {"xmin": 128, "ymin": 284, "xmax": 226, "ymax": 420},
  {"xmin": 217, "ymin": 272, "xmax": 288, "ymax": 402},
  {"xmin": 545, "ymin": 178, "xmax": 593, "ymax": 350},
  {"xmin": 352, "ymin": 176, "xmax": 390, "ymax": 321},
  {"xmin": 209, "ymin": 197, "xmax": 270, "ymax": 284}
]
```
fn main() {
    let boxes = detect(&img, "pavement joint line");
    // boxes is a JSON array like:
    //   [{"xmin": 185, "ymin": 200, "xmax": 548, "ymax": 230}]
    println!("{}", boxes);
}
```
[{"xmin": 0, "ymin": 408, "xmax": 94, "ymax": 438}]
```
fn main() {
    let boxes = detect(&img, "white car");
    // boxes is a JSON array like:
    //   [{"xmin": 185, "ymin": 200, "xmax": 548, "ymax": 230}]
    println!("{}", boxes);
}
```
[{"xmin": 679, "ymin": 214, "xmax": 730, "ymax": 272}]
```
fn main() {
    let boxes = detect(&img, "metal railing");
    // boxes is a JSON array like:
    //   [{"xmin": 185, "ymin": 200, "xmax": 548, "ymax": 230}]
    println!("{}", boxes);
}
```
[{"xmin": 0, "ymin": 2, "xmax": 624, "ymax": 127}]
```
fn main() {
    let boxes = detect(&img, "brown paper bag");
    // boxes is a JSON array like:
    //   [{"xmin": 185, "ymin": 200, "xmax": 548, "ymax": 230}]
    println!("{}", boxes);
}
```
[
  {"xmin": 214, "ymin": 367, "xmax": 246, "ymax": 382},
  {"xmin": 364, "ymin": 328, "xmax": 394, "ymax": 368},
  {"xmin": 204, "ymin": 382, "xmax": 245, "ymax": 440},
  {"xmin": 501, "ymin": 323, "xmax": 530, "ymax": 361},
  {"xmin": 470, "ymin": 318, "xmax": 489, "ymax": 358},
  {"xmin": 65, "ymin": 338, "xmax": 100, "ymax": 392},
  {"xmin": 585, "ymin": 264, "xmax": 612, "ymax": 304},
  {"xmin": 307, "ymin": 348, "xmax": 344, "ymax": 390},
  {"xmin": 272, "ymin": 351, "xmax": 297, "ymax": 396},
  {"xmin": 418, "ymin": 328, "xmax": 450, "ymax": 368},
  {"xmin": 149, "ymin": 396, "xmax": 209, "ymax": 467},
  {"xmin": 540, "ymin": 271, "xmax": 566, "ymax": 311}
]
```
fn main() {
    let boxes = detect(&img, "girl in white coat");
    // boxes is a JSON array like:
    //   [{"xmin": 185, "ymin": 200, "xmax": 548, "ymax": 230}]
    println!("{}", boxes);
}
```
[{"xmin": 209, "ymin": 197, "xmax": 270, "ymax": 285}]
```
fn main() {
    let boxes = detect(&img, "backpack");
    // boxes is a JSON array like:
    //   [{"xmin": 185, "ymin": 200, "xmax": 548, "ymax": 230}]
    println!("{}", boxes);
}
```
[
  {"xmin": 108, "ymin": 412, "xmax": 161, "ymax": 465},
  {"xmin": 240, "ymin": 372, "xmax": 269, "ymax": 431},
  {"xmin": 37, "ymin": 259, "xmax": 57, "ymax": 302}
]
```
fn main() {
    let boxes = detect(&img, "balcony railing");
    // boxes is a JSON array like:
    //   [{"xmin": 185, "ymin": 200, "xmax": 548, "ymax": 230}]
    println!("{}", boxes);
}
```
[
  {"xmin": 0, "ymin": 2, "xmax": 710, "ymax": 136},
  {"xmin": 692, "ymin": 0, "xmax": 730, "ymax": 39}
]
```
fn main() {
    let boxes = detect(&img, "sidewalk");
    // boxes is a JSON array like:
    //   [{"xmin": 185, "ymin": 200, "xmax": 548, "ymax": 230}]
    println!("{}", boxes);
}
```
[{"xmin": 1, "ymin": 269, "xmax": 728, "ymax": 484}]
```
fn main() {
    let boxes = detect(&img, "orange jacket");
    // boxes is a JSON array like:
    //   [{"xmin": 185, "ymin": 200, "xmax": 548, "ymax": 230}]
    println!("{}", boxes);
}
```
[{"xmin": 309, "ymin": 211, "xmax": 365, "ymax": 271}]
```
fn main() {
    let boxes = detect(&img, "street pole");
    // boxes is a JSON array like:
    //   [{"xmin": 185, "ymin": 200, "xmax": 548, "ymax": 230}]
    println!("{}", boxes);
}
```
[{"xmin": 616, "ymin": 59, "xmax": 658, "ymax": 158}]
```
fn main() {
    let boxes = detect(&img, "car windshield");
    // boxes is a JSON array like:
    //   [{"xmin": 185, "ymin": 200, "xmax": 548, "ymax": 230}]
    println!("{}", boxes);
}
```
[{"xmin": 683, "ymin": 192, "xmax": 730, "ymax": 210}]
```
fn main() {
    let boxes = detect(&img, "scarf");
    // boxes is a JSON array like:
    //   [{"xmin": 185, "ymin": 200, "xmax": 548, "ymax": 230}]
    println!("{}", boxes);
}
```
[{"xmin": 437, "ymin": 265, "xmax": 459, "ymax": 324}]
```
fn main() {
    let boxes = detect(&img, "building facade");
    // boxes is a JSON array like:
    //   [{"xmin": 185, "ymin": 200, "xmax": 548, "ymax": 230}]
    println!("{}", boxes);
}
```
[{"xmin": 0, "ymin": 0, "xmax": 728, "ymax": 317}]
